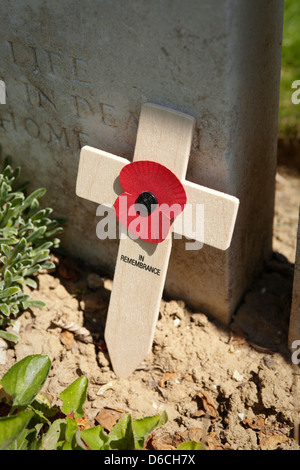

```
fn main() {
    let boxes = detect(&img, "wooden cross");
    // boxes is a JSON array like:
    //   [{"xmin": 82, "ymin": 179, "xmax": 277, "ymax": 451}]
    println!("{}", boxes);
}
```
[{"xmin": 76, "ymin": 103, "xmax": 239, "ymax": 377}]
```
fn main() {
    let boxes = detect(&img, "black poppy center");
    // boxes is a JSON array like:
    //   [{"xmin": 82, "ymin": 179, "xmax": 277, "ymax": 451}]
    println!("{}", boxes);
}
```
[{"xmin": 135, "ymin": 191, "xmax": 158, "ymax": 216}]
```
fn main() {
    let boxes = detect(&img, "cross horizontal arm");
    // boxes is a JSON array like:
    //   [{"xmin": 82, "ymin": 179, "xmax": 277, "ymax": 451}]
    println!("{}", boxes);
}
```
[
  {"xmin": 76, "ymin": 145, "xmax": 129, "ymax": 206},
  {"xmin": 174, "ymin": 181, "xmax": 239, "ymax": 250}
]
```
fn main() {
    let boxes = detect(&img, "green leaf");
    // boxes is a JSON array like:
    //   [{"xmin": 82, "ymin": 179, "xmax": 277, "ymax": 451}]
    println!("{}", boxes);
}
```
[
  {"xmin": 0, "ymin": 181, "xmax": 9, "ymax": 207},
  {"xmin": 4, "ymin": 269, "xmax": 12, "ymax": 287},
  {"xmin": 0, "ymin": 287, "xmax": 21, "ymax": 299},
  {"xmin": 30, "ymin": 408, "xmax": 51, "ymax": 426},
  {"xmin": 0, "ymin": 303, "xmax": 10, "ymax": 317},
  {"xmin": 176, "ymin": 441, "xmax": 206, "ymax": 450},
  {"xmin": 1, "ymin": 244, "xmax": 10, "ymax": 258},
  {"xmin": 80, "ymin": 425, "xmax": 108, "ymax": 450},
  {"xmin": 1, "ymin": 227, "xmax": 17, "ymax": 237},
  {"xmin": 40, "ymin": 218, "xmax": 57, "ymax": 229},
  {"xmin": 26, "ymin": 226, "xmax": 47, "ymax": 243},
  {"xmin": 0, "ymin": 354, "xmax": 51, "ymax": 408},
  {"xmin": 0, "ymin": 410, "xmax": 34, "ymax": 450},
  {"xmin": 47, "ymin": 418, "xmax": 85, "ymax": 450},
  {"xmin": 30, "ymin": 241, "xmax": 53, "ymax": 253},
  {"xmin": 45, "ymin": 227, "xmax": 63, "ymax": 238},
  {"xmin": 63, "ymin": 416, "xmax": 79, "ymax": 448},
  {"xmin": 133, "ymin": 411, "xmax": 168, "ymax": 449},
  {"xmin": 30, "ymin": 209, "xmax": 50, "ymax": 221},
  {"xmin": 22, "ymin": 264, "xmax": 41, "ymax": 277},
  {"xmin": 41, "ymin": 419, "xmax": 67, "ymax": 450},
  {"xmin": 17, "ymin": 260, "xmax": 34, "ymax": 270},
  {"xmin": 22, "ymin": 300, "xmax": 46, "ymax": 309},
  {"xmin": 8, "ymin": 252, "xmax": 22, "ymax": 267},
  {"xmin": 9, "ymin": 304, "xmax": 20, "ymax": 317},
  {"xmin": 18, "ymin": 221, "xmax": 34, "ymax": 236},
  {"xmin": 23, "ymin": 199, "xmax": 39, "ymax": 221},
  {"xmin": 24, "ymin": 278, "xmax": 37, "ymax": 289},
  {"xmin": 22, "ymin": 188, "xmax": 46, "ymax": 211},
  {"xmin": 3, "ymin": 162, "xmax": 12, "ymax": 178},
  {"xmin": 0, "ymin": 329, "xmax": 20, "ymax": 343},
  {"xmin": 14, "ymin": 422, "xmax": 44, "ymax": 450},
  {"xmin": 31, "ymin": 249, "xmax": 50, "ymax": 265},
  {"xmin": 0, "ymin": 205, "xmax": 16, "ymax": 229},
  {"xmin": 51, "ymin": 238, "xmax": 61, "ymax": 249},
  {"xmin": 0, "ymin": 237, "xmax": 18, "ymax": 245},
  {"xmin": 5, "ymin": 422, "xmax": 42, "ymax": 450},
  {"xmin": 39, "ymin": 261, "xmax": 55, "ymax": 271},
  {"xmin": 10, "ymin": 193, "xmax": 24, "ymax": 208},
  {"xmin": 107, "ymin": 414, "xmax": 135, "ymax": 450},
  {"xmin": 8, "ymin": 237, "xmax": 27, "ymax": 263},
  {"xmin": 10, "ymin": 294, "xmax": 29, "ymax": 304},
  {"xmin": 59, "ymin": 376, "xmax": 88, "ymax": 419}
]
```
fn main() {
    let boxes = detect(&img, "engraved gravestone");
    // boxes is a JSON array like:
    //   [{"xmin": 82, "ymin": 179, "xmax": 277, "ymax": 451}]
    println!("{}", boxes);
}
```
[{"xmin": 0, "ymin": 0, "xmax": 284, "ymax": 324}]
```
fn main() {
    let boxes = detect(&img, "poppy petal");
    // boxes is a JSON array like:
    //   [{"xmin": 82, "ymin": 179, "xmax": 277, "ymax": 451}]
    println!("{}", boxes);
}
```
[
  {"xmin": 115, "ymin": 160, "xmax": 186, "ymax": 243},
  {"xmin": 119, "ymin": 161, "xmax": 186, "ymax": 208},
  {"xmin": 114, "ymin": 193, "xmax": 172, "ymax": 243}
]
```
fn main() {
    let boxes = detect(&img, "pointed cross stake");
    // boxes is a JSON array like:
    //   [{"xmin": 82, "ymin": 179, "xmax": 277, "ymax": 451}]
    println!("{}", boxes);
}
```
[{"xmin": 76, "ymin": 103, "xmax": 239, "ymax": 377}]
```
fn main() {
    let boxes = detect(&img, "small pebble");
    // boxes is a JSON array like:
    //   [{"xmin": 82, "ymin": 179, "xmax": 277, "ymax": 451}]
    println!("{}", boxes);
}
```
[
  {"xmin": 87, "ymin": 273, "xmax": 104, "ymax": 290},
  {"xmin": 233, "ymin": 370, "xmax": 243, "ymax": 382},
  {"xmin": 263, "ymin": 355, "xmax": 276, "ymax": 370}
]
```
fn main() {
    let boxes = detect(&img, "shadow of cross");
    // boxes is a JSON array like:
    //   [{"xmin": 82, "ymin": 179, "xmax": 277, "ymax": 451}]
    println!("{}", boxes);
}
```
[{"xmin": 76, "ymin": 103, "xmax": 239, "ymax": 378}]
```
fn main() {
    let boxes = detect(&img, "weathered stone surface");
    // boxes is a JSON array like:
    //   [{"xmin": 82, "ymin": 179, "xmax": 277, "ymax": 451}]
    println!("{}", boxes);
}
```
[
  {"xmin": 289, "ymin": 210, "xmax": 300, "ymax": 347},
  {"xmin": 0, "ymin": 80, "xmax": 5, "ymax": 104},
  {"xmin": 0, "ymin": 0, "xmax": 284, "ymax": 323}
]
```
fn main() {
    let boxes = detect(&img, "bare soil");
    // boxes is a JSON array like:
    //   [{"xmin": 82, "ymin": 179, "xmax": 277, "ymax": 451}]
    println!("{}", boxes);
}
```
[{"xmin": 0, "ymin": 164, "xmax": 299, "ymax": 451}]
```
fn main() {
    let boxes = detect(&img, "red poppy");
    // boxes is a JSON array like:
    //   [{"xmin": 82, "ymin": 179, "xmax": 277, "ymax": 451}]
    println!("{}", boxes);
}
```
[{"xmin": 114, "ymin": 160, "xmax": 186, "ymax": 243}]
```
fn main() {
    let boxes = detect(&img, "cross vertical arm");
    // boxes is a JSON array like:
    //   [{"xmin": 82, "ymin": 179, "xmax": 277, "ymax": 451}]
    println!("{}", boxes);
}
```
[
  {"xmin": 104, "ymin": 236, "xmax": 172, "ymax": 377},
  {"xmin": 133, "ymin": 103, "xmax": 195, "ymax": 179}
]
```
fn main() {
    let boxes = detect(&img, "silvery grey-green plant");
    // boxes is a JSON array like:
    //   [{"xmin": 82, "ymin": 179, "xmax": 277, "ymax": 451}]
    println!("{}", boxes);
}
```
[{"xmin": 0, "ymin": 156, "xmax": 65, "ymax": 343}]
